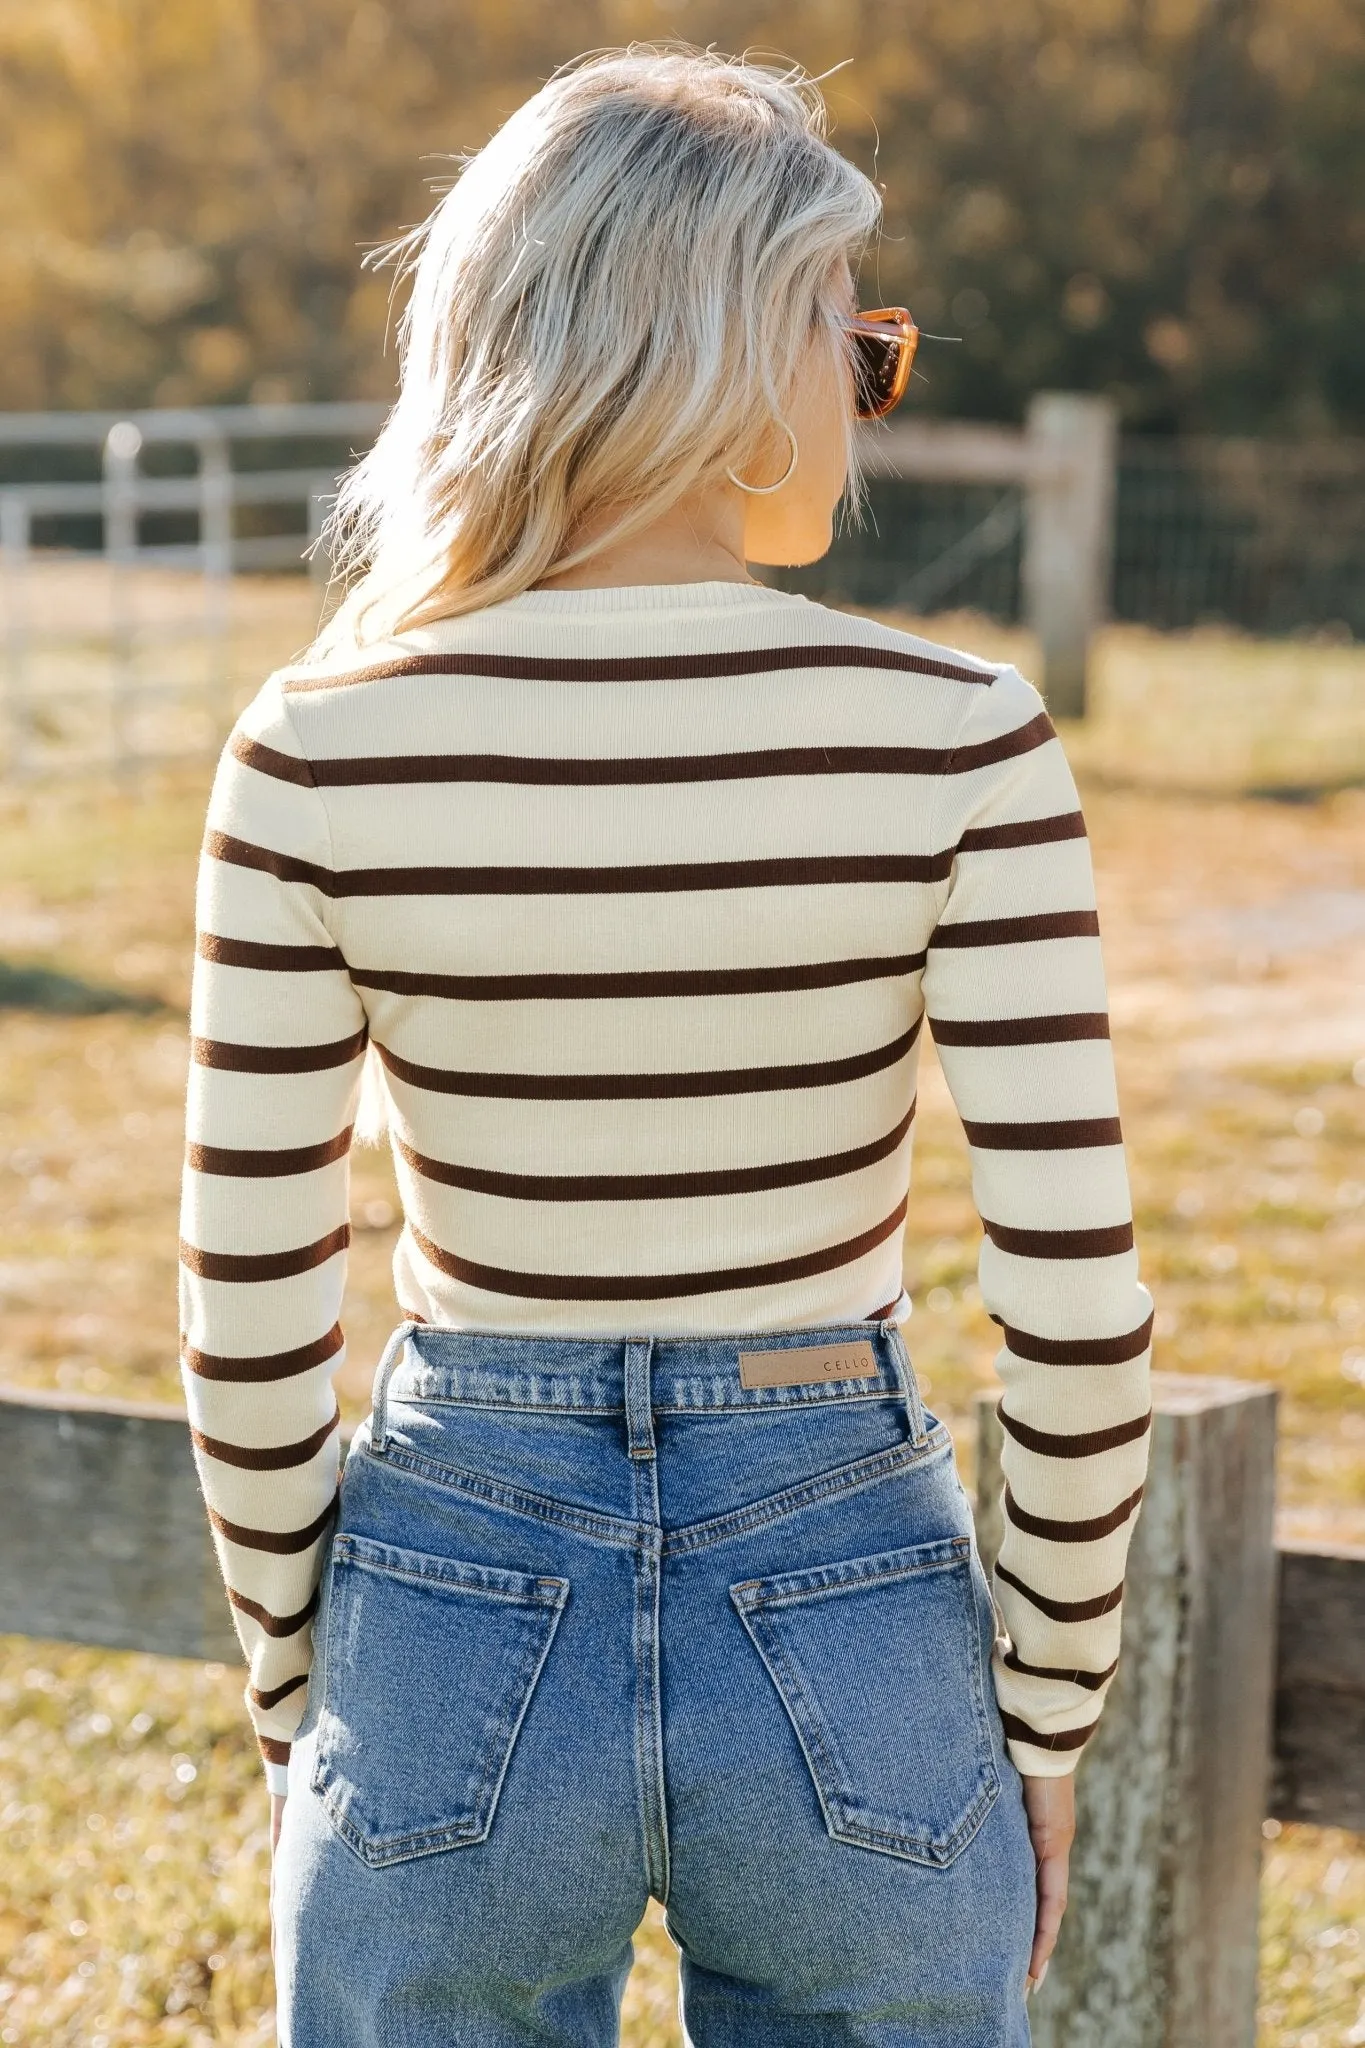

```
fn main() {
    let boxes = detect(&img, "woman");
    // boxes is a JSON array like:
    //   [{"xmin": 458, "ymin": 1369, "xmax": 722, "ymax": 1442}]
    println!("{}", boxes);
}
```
[{"xmin": 180, "ymin": 46, "xmax": 1152, "ymax": 2046}]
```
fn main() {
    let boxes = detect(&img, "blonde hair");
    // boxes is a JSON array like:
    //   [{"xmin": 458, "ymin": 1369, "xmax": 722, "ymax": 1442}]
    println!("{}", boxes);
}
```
[{"xmin": 314, "ymin": 45, "xmax": 880, "ymax": 649}]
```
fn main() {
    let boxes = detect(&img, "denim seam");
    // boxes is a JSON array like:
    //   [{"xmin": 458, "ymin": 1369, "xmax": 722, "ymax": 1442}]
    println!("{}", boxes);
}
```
[
  {"xmin": 365, "ymin": 1432, "xmax": 950, "ymax": 1555},
  {"xmin": 960, "ymin": 1557, "xmax": 1003, "ymax": 1806},
  {"xmin": 633, "ymin": 1536, "xmax": 670, "ymax": 1903},
  {"xmin": 334, "ymin": 1537, "xmax": 567, "ymax": 1607},
  {"xmin": 380, "ymin": 1384, "xmax": 906, "ymax": 1418},
  {"xmin": 662, "ymin": 1429, "xmax": 952, "ymax": 1559},
  {"xmin": 732, "ymin": 1540, "xmax": 971, "ymax": 1609},
  {"xmin": 365, "ymin": 1439, "xmax": 642, "ymax": 1548}
]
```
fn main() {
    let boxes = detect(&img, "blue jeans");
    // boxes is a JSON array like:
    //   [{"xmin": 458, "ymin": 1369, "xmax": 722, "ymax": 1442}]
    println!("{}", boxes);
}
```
[{"xmin": 273, "ymin": 1321, "xmax": 1036, "ymax": 2045}]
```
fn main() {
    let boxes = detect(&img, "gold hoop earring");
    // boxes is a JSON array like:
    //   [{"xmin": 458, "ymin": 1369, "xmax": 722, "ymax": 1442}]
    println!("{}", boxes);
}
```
[{"xmin": 726, "ymin": 422, "xmax": 799, "ymax": 496}]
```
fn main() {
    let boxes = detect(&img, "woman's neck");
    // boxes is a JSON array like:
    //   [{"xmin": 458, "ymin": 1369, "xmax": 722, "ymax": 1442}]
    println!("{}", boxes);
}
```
[{"xmin": 534, "ymin": 485, "xmax": 754, "ymax": 591}]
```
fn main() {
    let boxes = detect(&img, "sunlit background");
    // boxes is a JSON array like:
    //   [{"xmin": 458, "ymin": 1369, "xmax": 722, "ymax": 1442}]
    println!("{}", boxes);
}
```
[{"xmin": 0, "ymin": 3, "xmax": 1363, "ymax": 2043}]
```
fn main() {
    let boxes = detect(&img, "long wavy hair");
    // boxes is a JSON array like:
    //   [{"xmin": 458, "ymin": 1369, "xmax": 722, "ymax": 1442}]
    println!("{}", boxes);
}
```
[{"xmin": 310, "ymin": 44, "xmax": 881, "ymax": 654}]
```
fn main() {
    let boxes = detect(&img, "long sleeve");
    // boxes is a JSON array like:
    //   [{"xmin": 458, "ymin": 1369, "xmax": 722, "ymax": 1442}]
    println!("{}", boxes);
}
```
[
  {"xmin": 921, "ymin": 665, "xmax": 1153, "ymax": 1777},
  {"xmin": 179, "ymin": 675, "xmax": 368, "ymax": 1794}
]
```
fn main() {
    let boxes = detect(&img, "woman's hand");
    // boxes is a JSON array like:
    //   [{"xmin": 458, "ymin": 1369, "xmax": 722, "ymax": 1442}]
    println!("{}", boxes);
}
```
[{"xmin": 1021, "ymin": 1773, "xmax": 1075, "ymax": 1991}]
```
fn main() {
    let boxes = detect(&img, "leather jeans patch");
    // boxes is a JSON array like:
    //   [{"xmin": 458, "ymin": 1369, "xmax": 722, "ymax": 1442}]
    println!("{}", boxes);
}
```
[{"xmin": 737, "ymin": 1340, "xmax": 880, "ymax": 1389}]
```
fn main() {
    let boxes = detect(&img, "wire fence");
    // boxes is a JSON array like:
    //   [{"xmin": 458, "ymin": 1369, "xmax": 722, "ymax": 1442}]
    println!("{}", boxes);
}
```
[
  {"xmin": 783, "ymin": 436, "xmax": 1365, "ymax": 643},
  {"xmin": 779, "ymin": 479, "xmax": 1025, "ymax": 620},
  {"xmin": 1114, "ymin": 440, "xmax": 1365, "ymax": 639}
]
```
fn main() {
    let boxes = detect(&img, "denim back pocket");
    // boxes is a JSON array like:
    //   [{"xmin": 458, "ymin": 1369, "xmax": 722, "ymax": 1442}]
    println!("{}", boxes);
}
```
[
  {"xmin": 730, "ymin": 1534, "xmax": 998, "ymax": 1868},
  {"xmin": 311, "ymin": 1533, "xmax": 568, "ymax": 1868}
]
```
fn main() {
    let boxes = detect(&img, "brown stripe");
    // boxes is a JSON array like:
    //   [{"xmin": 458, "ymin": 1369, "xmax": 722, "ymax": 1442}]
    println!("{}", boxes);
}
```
[
  {"xmin": 229, "ymin": 1586, "xmax": 320, "ymax": 1639},
  {"xmin": 994, "ymin": 1563, "xmax": 1125, "ymax": 1623},
  {"xmin": 205, "ymin": 830, "xmax": 332, "ymax": 890},
  {"xmin": 396, "ymin": 1102, "xmax": 916, "ymax": 1202},
  {"xmin": 279, "ymin": 643, "xmax": 1000, "ymax": 692},
  {"xmin": 191, "ymin": 1408, "xmax": 341, "ymax": 1472},
  {"xmin": 406, "ymin": 1194, "xmax": 908, "ymax": 1302},
  {"xmin": 378, "ymin": 1020, "xmax": 920, "ymax": 1102},
  {"xmin": 929, "ymin": 1012, "xmax": 1109, "ymax": 1047},
  {"xmin": 997, "ymin": 1403, "xmax": 1153, "ymax": 1459},
  {"xmin": 1004, "ymin": 1482, "xmax": 1145, "ymax": 1543},
  {"xmin": 259, "ymin": 1735, "xmax": 291, "ymax": 1765},
  {"xmin": 998, "ymin": 1710, "xmax": 1097, "ymax": 1754},
  {"xmin": 198, "ymin": 933, "xmax": 346, "ymax": 973},
  {"xmin": 285, "ymin": 719, "xmax": 1051, "ymax": 788},
  {"xmin": 351, "ymin": 951, "xmax": 927, "ymax": 1001},
  {"xmin": 998, "ymin": 1311, "xmax": 1154, "ymax": 1367},
  {"xmin": 963, "ymin": 1115, "xmax": 1122, "ymax": 1151},
  {"xmin": 950, "ymin": 709, "xmax": 1056, "ymax": 771},
  {"xmin": 181, "ymin": 1325, "xmax": 345, "ymax": 1383},
  {"xmin": 207, "ymin": 1498, "xmax": 337, "ymax": 1555},
  {"xmin": 187, "ymin": 1128, "xmax": 354, "ymax": 1178},
  {"xmin": 179, "ymin": 1224, "xmax": 350, "ymax": 1284},
  {"xmin": 1001, "ymin": 1648, "xmax": 1119, "ymax": 1692},
  {"xmin": 930, "ymin": 910, "xmax": 1101, "ymax": 950},
  {"xmin": 983, "ymin": 1217, "xmax": 1135, "ymax": 1259},
  {"xmin": 192, "ymin": 1030, "xmax": 367, "ymax": 1075},
  {"xmin": 231, "ymin": 732, "xmax": 315, "ymax": 786},
  {"xmin": 866, "ymin": 1296, "xmax": 904, "ymax": 1323},
  {"xmin": 957, "ymin": 810, "xmax": 1087, "ymax": 855},
  {"xmin": 209, "ymin": 831, "xmax": 952, "ymax": 897},
  {"xmin": 249, "ymin": 1672, "xmax": 311, "ymax": 1711}
]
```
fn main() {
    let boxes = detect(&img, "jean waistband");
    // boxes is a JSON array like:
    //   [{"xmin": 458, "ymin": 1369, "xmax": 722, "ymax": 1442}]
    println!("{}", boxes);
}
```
[{"xmin": 368, "ymin": 1318, "xmax": 927, "ymax": 1454}]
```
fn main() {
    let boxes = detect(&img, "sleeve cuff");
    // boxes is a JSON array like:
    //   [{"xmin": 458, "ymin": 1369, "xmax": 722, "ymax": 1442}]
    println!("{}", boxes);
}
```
[
  {"xmin": 264, "ymin": 1758, "xmax": 292, "ymax": 1798},
  {"xmin": 1005, "ymin": 1740, "xmax": 1082, "ymax": 1779}
]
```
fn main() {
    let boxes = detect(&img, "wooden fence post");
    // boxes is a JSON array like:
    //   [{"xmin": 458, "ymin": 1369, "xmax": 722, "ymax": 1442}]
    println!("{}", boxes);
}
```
[
  {"xmin": 1273, "ymin": 1540, "xmax": 1365, "ymax": 1831},
  {"xmin": 976, "ymin": 1372, "xmax": 1279, "ymax": 2048},
  {"xmin": 1021, "ymin": 392, "xmax": 1117, "ymax": 720}
]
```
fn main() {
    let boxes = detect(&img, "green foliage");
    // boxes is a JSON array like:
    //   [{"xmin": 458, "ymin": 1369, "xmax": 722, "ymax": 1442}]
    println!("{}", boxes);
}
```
[{"xmin": 0, "ymin": 3, "xmax": 1361, "ymax": 425}]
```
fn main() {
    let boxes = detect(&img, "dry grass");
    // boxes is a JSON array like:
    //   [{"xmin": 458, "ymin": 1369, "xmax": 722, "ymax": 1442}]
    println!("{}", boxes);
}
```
[{"xmin": 1, "ymin": 580, "xmax": 1363, "ymax": 2043}]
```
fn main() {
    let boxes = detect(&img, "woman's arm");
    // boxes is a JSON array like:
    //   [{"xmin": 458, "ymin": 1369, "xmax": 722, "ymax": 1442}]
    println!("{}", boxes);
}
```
[
  {"xmin": 180, "ymin": 675, "xmax": 368, "ymax": 1796},
  {"xmin": 921, "ymin": 665, "xmax": 1153, "ymax": 1777}
]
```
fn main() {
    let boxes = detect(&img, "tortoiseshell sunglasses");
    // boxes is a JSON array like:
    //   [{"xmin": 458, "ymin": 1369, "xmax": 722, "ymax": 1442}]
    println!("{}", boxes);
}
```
[{"xmin": 844, "ymin": 307, "xmax": 920, "ymax": 420}]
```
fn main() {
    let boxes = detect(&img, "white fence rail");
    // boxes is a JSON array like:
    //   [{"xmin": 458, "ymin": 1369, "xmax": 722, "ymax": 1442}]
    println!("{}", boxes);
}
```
[
  {"xmin": 0, "ymin": 393, "xmax": 1113, "ymax": 780},
  {"xmin": 0, "ymin": 402, "xmax": 383, "ymax": 780}
]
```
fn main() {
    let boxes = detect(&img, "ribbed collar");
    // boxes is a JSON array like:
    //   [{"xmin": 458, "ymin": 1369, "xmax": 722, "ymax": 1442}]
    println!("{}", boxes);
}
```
[{"xmin": 483, "ymin": 580, "xmax": 810, "ymax": 618}]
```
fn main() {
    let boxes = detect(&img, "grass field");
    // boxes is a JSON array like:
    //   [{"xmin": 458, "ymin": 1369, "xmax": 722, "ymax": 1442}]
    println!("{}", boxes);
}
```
[{"xmin": 0, "ymin": 577, "xmax": 1363, "ymax": 2043}]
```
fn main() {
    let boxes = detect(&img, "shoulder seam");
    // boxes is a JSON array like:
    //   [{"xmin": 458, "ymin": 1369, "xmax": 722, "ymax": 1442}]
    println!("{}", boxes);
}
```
[
  {"xmin": 275, "ymin": 687, "xmax": 337, "ymax": 876},
  {"xmin": 931, "ymin": 669, "xmax": 997, "ymax": 858}
]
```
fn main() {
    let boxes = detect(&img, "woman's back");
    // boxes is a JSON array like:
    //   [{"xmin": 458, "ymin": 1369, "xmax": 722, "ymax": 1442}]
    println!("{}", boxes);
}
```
[{"xmin": 189, "ymin": 582, "xmax": 1127, "ymax": 1340}]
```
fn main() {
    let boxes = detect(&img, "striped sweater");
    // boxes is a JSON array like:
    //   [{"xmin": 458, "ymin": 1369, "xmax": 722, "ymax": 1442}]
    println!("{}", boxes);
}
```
[{"xmin": 179, "ymin": 580, "xmax": 1153, "ymax": 1794}]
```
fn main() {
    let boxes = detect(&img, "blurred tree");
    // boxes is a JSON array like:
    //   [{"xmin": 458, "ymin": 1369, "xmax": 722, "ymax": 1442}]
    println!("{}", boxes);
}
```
[{"xmin": 0, "ymin": 0, "xmax": 1360, "ymax": 430}]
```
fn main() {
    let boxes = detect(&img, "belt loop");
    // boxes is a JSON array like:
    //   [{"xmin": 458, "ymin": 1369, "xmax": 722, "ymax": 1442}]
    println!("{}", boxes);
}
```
[
  {"xmin": 884, "ymin": 1320, "xmax": 928, "ymax": 1448},
  {"xmin": 624, "ymin": 1338, "xmax": 656, "ymax": 1460},
  {"xmin": 369, "ymin": 1319, "xmax": 418, "ymax": 1455}
]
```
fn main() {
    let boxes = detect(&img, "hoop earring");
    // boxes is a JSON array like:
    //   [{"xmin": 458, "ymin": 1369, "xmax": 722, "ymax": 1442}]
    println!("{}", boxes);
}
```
[{"xmin": 726, "ymin": 422, "xmax": 799, "ymax": 496}]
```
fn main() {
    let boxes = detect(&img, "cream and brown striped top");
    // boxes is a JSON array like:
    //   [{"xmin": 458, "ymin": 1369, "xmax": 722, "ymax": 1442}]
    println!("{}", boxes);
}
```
[{"xmin": 178, "ymin": 580, "xmax": 1153, "ymax": 1793}]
